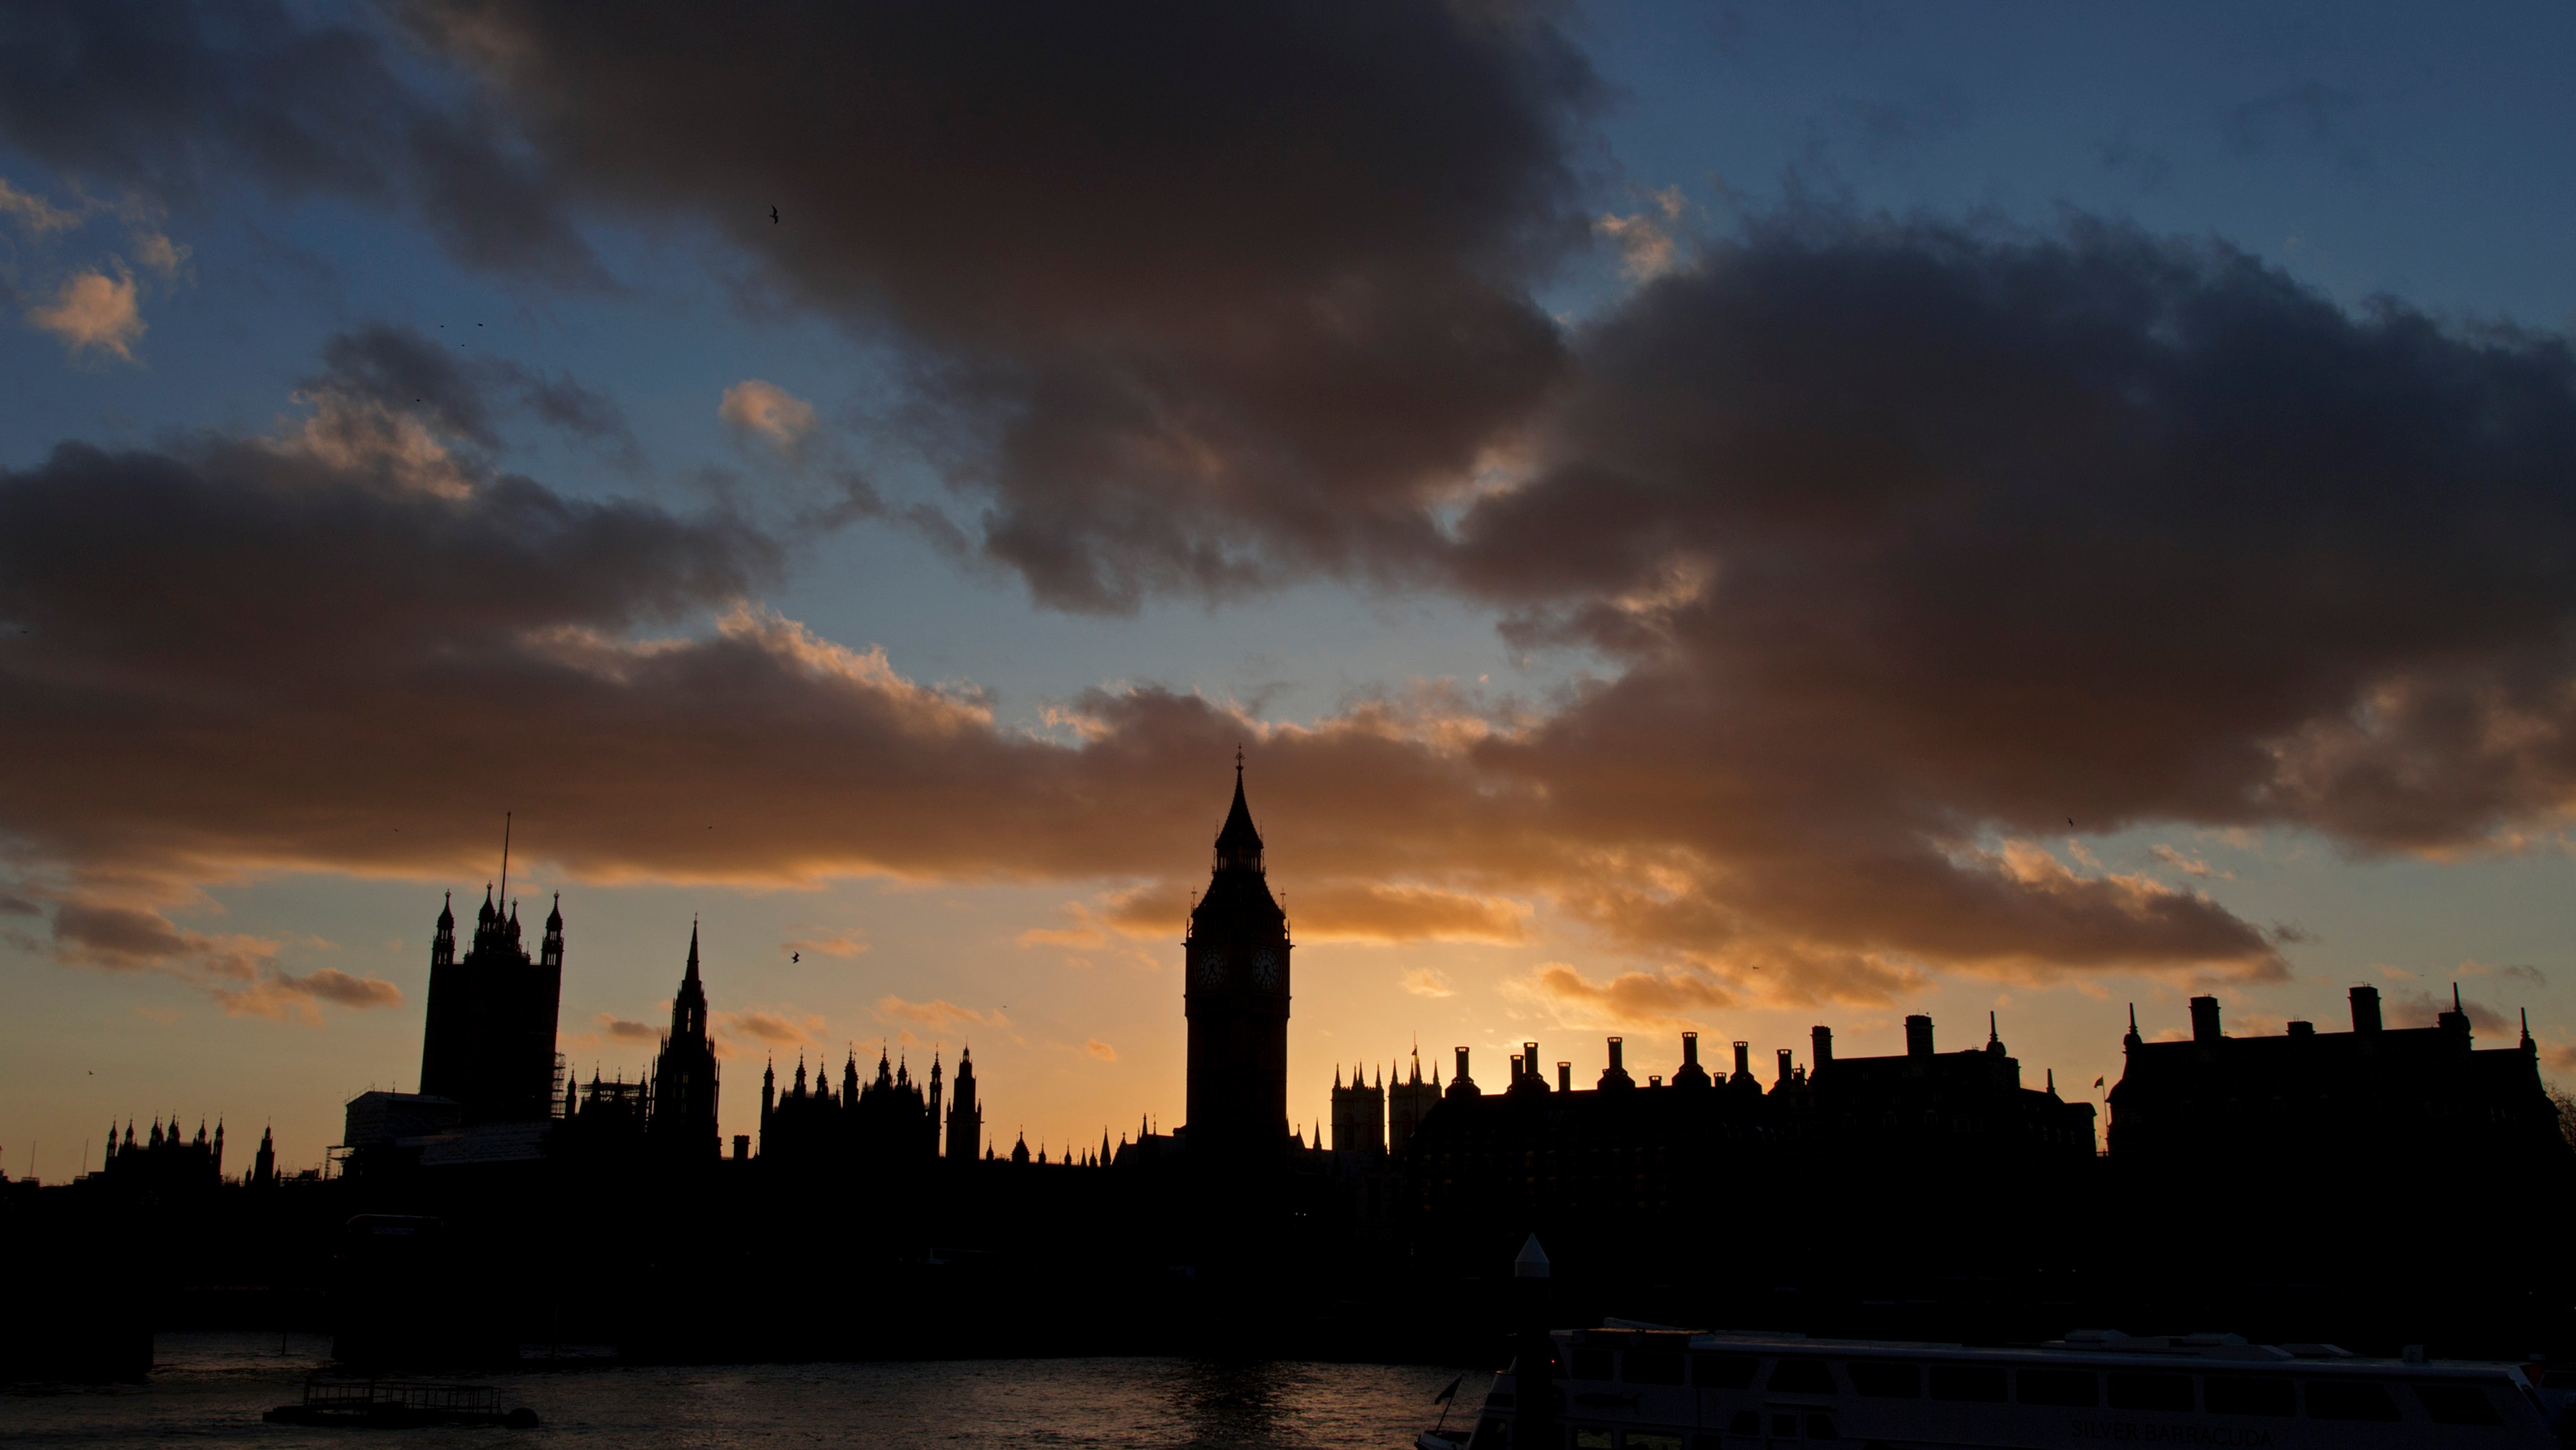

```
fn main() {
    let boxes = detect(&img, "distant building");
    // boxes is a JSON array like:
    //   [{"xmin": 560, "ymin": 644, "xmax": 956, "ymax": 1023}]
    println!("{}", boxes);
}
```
[
  {"xmin": 341, "ymin": 1091, "xmax": 461, "ymax": 1148},
  {"xmin": 417, "ymin": 888, "xmax": 563, "ymax": 1124},
  {"xmin": 1398, "ymin": 1017, "xmax": 2097, "ymax": 1275},
  {"xmin": 2109, "ymin": 985, "xmax": 2567, "ymax": 1170},
  {"xmin": 97, "ymin": 1116, "xmax": 224, "ymax": 1191},
  {"xmin": 648, "ymin": 922, "xmax": 721, "ymax": 1162},
  {"xmin": 1386, "ymin": 1051, "xmax": 1442, "ymax": 1154},
  {"xmin": 1184, "ymin": 760, "xmax": 1292, "ymax": 1162},
  {"xmin": 1331, "ymin": 1064, "xmax": 1387, "ymax": 1155},
  {"xmin": 945, "ymin": 1046, "xmax": 982, "ymax": 1160},
  {"xmin": 758, "ymin": 1045, "xmax": 942, "ymax": 1169}
]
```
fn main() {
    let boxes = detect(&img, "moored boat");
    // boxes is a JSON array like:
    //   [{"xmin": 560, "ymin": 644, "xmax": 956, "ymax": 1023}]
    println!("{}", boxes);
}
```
[
  {"xmin": 261, "ymin": 1376, "xmax": 538, "ymax": 1429},
  {"xmin": 1425, "ymin": 1323, "xmax": 2559, "ymax": 1448}
]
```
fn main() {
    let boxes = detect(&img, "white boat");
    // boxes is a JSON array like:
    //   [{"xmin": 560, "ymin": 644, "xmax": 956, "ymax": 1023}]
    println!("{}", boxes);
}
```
[{"xmin": 1419, "ymin": 1323, "xmax": 2560, "ymax": 1449}]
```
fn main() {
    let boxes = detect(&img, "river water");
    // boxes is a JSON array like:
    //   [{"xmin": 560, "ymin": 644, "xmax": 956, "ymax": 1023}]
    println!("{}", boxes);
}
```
[{"xmin": 4, "ymin": 1333, "xmax": 1472, "ymax": 1449}]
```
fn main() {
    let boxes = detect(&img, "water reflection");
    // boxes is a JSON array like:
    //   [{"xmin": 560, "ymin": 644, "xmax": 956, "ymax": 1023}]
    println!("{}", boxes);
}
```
[
  {"xmin": 4, "ymin": 1333, "xmax": 1463, "ymax": 1450},
  {"xmin": 1172, "ymin": 1358, "xmax": 1295, "ymax": 1448}
]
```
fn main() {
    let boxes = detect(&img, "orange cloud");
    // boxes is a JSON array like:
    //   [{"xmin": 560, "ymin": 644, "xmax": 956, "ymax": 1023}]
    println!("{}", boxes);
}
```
[
  {"xmin": 1511, "ymin": 960, "xmax": 1737, "ymax": 1031},
  {"xmin": 27, "ymin": 268, "xmax": 143, "ymax": 361},
  {"xmin": 1290, "ymin": 883, "xmax": 1533, "ymax": 944},
  {"xmin": 876, "ymin": 996, "xmax": 1005, "ymax": 1032},
  {"xmin": 1084, "ymin": 1037, "xmax": 1117, "ymax": 1061},
  {"xmin": 716, "ymin": 1009, "xmax": 826, "ymax": 1049}
]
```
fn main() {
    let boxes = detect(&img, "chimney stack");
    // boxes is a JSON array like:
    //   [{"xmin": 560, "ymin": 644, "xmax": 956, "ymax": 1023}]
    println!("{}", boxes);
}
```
[
  {"xmin": 1682, "ymin": 1032, "xmax": 1701, "ymax": 1069},
  {"xmin": 2350, "ymin": 985, "xmax": 2382, "ymax": 1034},
  {"xmin": 2190, "ymin": 996, "xmax": 2222, "ymax": 1044},
  {"xmin": 1776, "ymin": 1048, "xmax": 1793, "ymax": 1085},
  {"xmin": 1905, "ymin": 1014, "xmax": 1934, "ymax": 1058},
  {"xmin": 1523, "ymin": 1042, "xmax": 1541, "ymax": 1089},
  {"xmin": 1812, "ymin": 1024, "xmax": 1833, "ymax": 1068},
  {"xmin": 1732, "ymin": 1040, "xmax": 1751, "ymax": 1079},
  {"xmin": 1556, "ymin": 1062, "xmax": 1571, "ymax": 1093},
  {"xmin": 1607, "ymin": 1037, "xmax": 1626, "ymax": 1074}
]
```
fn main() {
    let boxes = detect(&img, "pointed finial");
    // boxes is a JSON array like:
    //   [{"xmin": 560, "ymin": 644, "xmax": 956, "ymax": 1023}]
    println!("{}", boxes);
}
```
[
  {"xmin": 2454, "ymin": 982, "xmax": 2464, "ymax": 1012},
  {"xmin": 1236, "ymin": 743, "xmax": 1244, "ymax": 778}
]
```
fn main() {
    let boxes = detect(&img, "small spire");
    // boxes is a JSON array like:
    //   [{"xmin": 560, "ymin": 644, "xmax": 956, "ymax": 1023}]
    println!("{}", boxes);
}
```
[
  {"xmin": 2454, "ymin": 982, "xmax": 2464, "ymax": 1013},
  {"xmin": 546, "ymin": 891, "xmax": 562, "ymax": 931},
  {"xmin": 686, "ymin": 916, "xmax": 701, "ymax": 981}
]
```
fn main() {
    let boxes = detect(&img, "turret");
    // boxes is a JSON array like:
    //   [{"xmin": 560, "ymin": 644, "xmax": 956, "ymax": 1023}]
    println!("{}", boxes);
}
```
[
  {"xmin": 1672, "ymin": 1031, "xmax": 1712, "ymax": 1088},
  {"xmin": 1447, "ymin": 1045, "xmax": 1479, "ymax": 1099},
  {"xmin": 1905, "ymin": 1015, "xmax": 1934, "ymax": 1058},
  {"xmin": 1812, "ymin": 1024, "xmax": 1834, "ymax": 1070},
  {"xmin": 540, "ymin": 893, "xmax": 565, "ymax": 971},
  {"xmin": 431, "ymin": 891, "xmax": 456, "ymax": 969},
  {"xmin": 1597, "ymin": 1036, "xmax": 1635, "ymax": 1091},
  {"xmin": 2190, "ymin": 996, "xmax": 2222, "ymax": 1044},
  {"xmin": 2437, "ymin": 984, "xmax": 2472, "ymax": 1037}
]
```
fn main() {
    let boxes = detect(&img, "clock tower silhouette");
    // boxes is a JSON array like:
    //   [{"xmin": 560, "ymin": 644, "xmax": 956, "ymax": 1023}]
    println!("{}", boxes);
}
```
[{"xmin": 1183, "ymin": 754, "xmax": 1291, "ymax": 1164}]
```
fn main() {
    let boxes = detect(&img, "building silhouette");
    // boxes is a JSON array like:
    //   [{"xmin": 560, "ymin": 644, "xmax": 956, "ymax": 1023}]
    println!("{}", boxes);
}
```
[
  {"xmin": 2109, "ymin": 985, "xmax": 2565, "ymax": 1165},
  {"xmin": 648, "ymin": 921, "xmax": 721, "ymax": 1162},
  {"xmin": 1331, "ymin": 1064, "xmax": 1386, "ymax": 1154},
  {"xmin": 417, "ymin": 888, "xmax": 562, "ymax": 1124},
  {"xmin": 1386, "ymin": 1050, "xmax": 1442, "ymax": 1153},
  {"xmin": 758, "ymin": 1045, "xmax": 942, "ymax": 1169},
  {"xmin": 1183, "ymin": 758, "xmax": 1292, "ymax": 1162},
  {"xmin": 99, "ymin": 1116, "xmax": 225, "ymax": 1190},
  {"xmin": 945, "ymin": 1045, "xmax": 982, "ymax": 1160}
]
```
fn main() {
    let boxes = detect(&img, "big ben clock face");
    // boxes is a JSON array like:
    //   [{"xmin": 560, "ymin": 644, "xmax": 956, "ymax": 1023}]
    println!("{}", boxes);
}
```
[
  {"xmin": 1196, "ymin": 948, "xmax": 1227, "ymax": 986},
  {"xmin": 1252, "ymin": 947, "xmax": 1279, "ymax": 988}
]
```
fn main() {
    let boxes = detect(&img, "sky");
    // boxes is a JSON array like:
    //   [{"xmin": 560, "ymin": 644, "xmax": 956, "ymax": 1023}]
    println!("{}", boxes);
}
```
[{"xmin": 7, "ymin": 0, "xmax": 2576, "ymax": 1181}]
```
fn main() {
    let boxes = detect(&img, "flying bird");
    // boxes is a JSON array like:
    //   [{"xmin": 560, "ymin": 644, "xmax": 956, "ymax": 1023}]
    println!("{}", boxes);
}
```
[
  {"xmin": 769, "ymin": 206, "xmax": 779, "ymax": 224},
  {"xmin": 2067, "ymin": 817, "xmax": 2076, "ymax": 828},
  {"xmin": 791, "ymin": 952, "xmax": 801, "ymax": 964}
]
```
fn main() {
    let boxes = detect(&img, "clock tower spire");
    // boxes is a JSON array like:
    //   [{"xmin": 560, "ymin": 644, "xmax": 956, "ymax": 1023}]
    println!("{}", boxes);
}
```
[{"xmin": 1183, "ymin": 750, "xmax": 1291, "ymax": 1165}]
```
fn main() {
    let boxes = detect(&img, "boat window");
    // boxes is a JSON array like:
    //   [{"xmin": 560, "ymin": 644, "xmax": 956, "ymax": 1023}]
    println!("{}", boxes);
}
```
[
  {"xmin": 1623, "ymin": 1431, "xmax": 1686, "ymax": 1450},
  {"xmin": 2203, "ymin": 1376, "xmax": 2295, "ymax": 1416},
  {"xmin": 1571, "ymin": 1348, "xmax": 1614, "ymax": 1383},
  {"xmin": 1770, "ymin": 1413, "xmax": 1800, "ymax": 1437},
  {"xmin": 1727, "ymin": 1410, "xmax": 1761, "ymax": 1436},
  {"xmin": 1574, "ymin": 1428, "xmax": 1616, "ymax": 1449},
  {"xmin": 1846, "ymin": 1361, "xmax": 1920, "ymax": 1398},
  {"xmin": 2107, "ymin": 1372, "xmax": 2194, "ymax": 1412},
  {"xmin": 1805, "ymin": 1411, "xmax": 1840, "ymax": 1441},
  {"xmin": 1465, "ymin": 1416, "xmax": 1510, "ymax": 1450},
  {"xmin": 2016, "ymin": 1368, "xmax": 2099, "ymax": 1407},
  {"xmin": 1694, "ymin": 1354, "xmax": 1761, "ymax": 1390},
  {"xmin": 2306, "ymin": 1381, "xmax": 2402, "ymax": 1421},
  {"xmin": 2543, "ymin": 1371, "xmax": 2576, "ymax": 1391},
  {"xmin": 1621, "ymin": 1351, "xmax": 1684, "ymax": 1386},
  {"xmin": 1767, "ymin": 1359, "xmax": 1838, "ymax": 1395},
  {"xmin": 2415, "ymin": 1385, "xmax": 2505, "ymax": 1426},
  {"xmin": 1928, "ymin": 1364, "xmax": 2009, "ymax": 1402}
]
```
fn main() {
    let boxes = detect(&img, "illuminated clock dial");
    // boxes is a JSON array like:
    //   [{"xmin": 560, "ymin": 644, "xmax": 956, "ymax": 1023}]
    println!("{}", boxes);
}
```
[
  {"xmin": 1252, "ymin": 948, "xmax": 1279, "ymax": 988},
  {"xmin": 1196, "ymin": 948, "xmax": 1227, "ymax": 985}
]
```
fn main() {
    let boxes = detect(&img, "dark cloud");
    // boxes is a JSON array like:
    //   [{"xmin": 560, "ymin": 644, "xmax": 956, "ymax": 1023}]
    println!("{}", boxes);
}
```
[
  {"xmin": 0, "ymin": 0, "xmax": 600, "ymax": 282},
  {"xmin": 0, "ymin": 336, "xmax": 2293, "ymax": 1007},
  {"xmin": 399, "ymin": 0, "xmax": 1599, "ymax": 609},
  {"xmin": 308, "ymin": 323, "xmax": 635, "ymax": 459},
  {"xmin": 1452, "ymin": 215, "xmax": 2576, "ymax": 894}
]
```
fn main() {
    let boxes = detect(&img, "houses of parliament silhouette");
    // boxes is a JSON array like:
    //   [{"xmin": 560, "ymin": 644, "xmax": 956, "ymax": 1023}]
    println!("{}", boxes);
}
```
[{"xmin": 16, "ymin": 760, "xmax": 2576, "ymax": 1371}]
